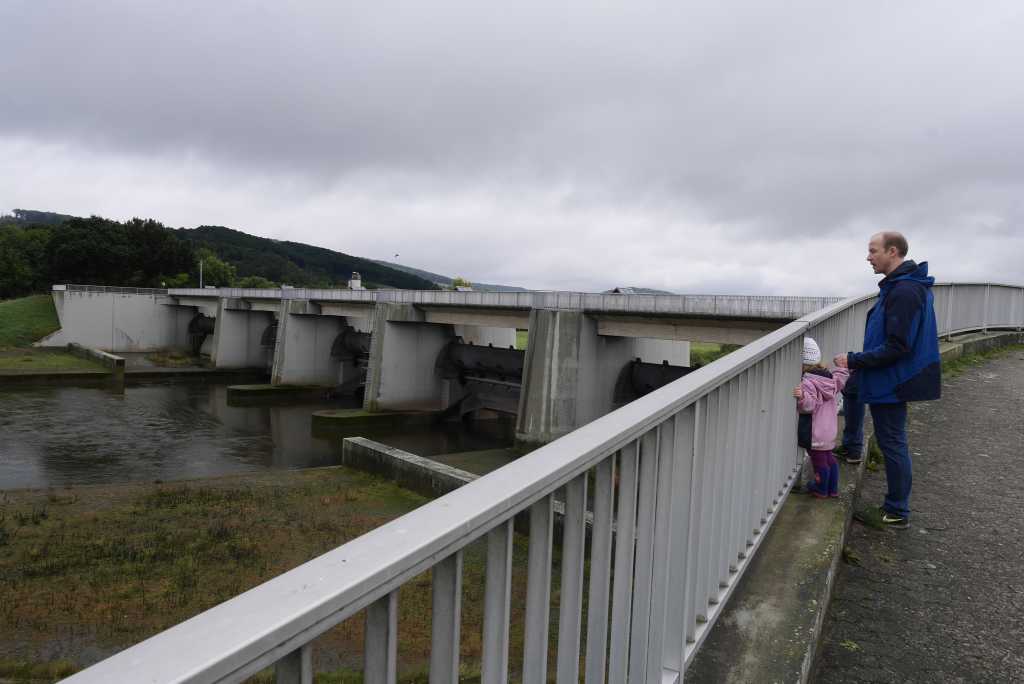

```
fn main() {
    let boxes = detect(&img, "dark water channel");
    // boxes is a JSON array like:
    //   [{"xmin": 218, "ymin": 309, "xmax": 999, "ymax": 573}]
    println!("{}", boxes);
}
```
[{"xmin": 0, "ymin": 381, "xmax": 514, "ymax": 490}]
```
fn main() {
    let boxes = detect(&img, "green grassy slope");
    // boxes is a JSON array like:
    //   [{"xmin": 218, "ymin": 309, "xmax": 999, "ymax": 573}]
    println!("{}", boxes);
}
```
[{"xmin": 0, "ymin": 295, "xmax": 60, "ymax": 348}]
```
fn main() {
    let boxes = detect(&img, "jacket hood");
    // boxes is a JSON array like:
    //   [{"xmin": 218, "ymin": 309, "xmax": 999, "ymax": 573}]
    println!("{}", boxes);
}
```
[
  {"xmin": 882, "ymin": 260, "xmax": 934, "ymax": 288},
  {"xmin": 803, "ymin": 371, "xmax": 839, "ymax": 402}
]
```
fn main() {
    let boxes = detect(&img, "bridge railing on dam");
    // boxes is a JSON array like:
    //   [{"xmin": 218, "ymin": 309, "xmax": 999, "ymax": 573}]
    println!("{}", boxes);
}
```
[
  {"xmin": 167, "ymin": 285, "xmax": 841, "ymax": 319},
  {"xmin": 65, "ymin": 282, "xmax": 1024, "ymax": 684}
]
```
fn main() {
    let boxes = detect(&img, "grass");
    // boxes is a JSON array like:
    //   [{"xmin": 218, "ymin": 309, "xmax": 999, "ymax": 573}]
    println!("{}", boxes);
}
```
[
  {"xmin": 145, "ymin": 350, "xmax": 207, "ymax": 368},
  {"xmin": 0, "ymin": 467, "xmax": 545, "ymax": 680},
  {"xmin": 0, "ymin": 295, "xmax": 108, "ymax": 373},
  {"xmin": 0, "ymin": 295, "xmax": 60, "ymax": 348},
  {"xmin": 942, "ymin": 342, "xmax": 1024, "ymax": 377},
  {"xmin": 690, "ymin": 342, "xmax": 741, "ymax": 367},
  {"xmin": 515, "ymin": 329, "xmax": 528, "ymax": 350},
  {"xmin": 0, "ymin": 348, "xmax": 106, "ymax": 372}
]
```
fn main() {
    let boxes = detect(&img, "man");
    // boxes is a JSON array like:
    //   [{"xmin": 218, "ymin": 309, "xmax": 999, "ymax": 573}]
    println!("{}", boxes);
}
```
[{"xmin": 834, "ymin": 232, "xmax": 941, "ymax": 530}]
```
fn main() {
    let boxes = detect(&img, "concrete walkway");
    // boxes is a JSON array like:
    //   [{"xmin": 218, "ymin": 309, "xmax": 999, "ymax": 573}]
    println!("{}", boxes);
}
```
[{"xmin": 815, "ymin": 350, "xmax": 1024, "ymax": 682}]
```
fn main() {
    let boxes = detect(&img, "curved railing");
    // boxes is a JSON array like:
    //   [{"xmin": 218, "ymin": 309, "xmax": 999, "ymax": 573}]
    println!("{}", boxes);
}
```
[{"xmin": 64, "ymin": 283, "xmax": 1024, "ymax": 684}]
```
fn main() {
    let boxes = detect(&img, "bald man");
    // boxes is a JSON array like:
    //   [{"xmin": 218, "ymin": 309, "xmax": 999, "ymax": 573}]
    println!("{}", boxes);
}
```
[{"xmin": 834, "ymin": 232, "xmax": 941, "ymax": 529}]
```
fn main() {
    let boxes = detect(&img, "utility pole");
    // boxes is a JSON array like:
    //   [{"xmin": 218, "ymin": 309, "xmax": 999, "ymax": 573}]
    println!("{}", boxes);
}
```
[{"xmin": 199, "ymin": 259, "xmax": 204, "ymax": 288}]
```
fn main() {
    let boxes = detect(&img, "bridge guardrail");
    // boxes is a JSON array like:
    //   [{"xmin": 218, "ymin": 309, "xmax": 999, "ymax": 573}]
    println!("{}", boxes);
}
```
[
  {"xmin": 62, "ymin": 284, "xmax": 169, "ymax": 295},
  {"xmin": 63, "ymin": 282, "xmax": 1023, "ymax": 684},
  {"xmin": 164, "ymin": 286, "xmax": 842, "ymax": 319}
]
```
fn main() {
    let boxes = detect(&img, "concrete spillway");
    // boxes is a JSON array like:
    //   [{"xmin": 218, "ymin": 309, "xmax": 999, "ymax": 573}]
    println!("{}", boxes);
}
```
[{"xmin": 43, "ymin": 285, "xmax": 839, "ymax": 445}]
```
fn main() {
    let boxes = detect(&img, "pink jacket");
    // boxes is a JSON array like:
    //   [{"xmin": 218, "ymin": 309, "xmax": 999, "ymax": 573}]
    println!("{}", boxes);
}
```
[{"xmin": 797, "ymin": 367, "xmax": 850, "ymax": 450}]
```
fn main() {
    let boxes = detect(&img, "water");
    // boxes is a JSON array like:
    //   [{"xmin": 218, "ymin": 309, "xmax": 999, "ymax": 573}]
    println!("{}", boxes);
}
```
[{"xmin": 0, "ymin": 382, "xmax": 513, "ymax": 490}]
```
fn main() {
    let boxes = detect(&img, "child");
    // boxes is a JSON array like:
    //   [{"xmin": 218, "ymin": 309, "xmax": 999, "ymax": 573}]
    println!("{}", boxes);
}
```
[{"xmin": 793, "ymin": 337, "xmax": 850, "ymax": 498}]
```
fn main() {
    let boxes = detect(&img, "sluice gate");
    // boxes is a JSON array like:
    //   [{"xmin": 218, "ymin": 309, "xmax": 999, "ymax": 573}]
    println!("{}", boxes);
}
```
[{"xmin": 330, "ymin": 326, "xmax": 372, "ymax": 397}]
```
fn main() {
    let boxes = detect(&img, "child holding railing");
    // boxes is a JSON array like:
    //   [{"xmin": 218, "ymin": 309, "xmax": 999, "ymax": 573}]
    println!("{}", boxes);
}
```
[{"xmin": 793, "ymin": 337, "xmax": 850, "ymax": 498}]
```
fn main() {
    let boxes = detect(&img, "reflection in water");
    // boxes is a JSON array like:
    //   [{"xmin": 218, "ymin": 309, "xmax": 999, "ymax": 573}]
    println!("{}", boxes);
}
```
[{"xmin": 0, "ymin": 382, "xmax": 512, "ymax": 490}]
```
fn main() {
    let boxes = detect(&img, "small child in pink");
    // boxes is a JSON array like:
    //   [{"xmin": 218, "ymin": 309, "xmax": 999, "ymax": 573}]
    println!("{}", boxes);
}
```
[{"xmin": 793, "ymin": 337, "xmax": 850, "ymax": 498}]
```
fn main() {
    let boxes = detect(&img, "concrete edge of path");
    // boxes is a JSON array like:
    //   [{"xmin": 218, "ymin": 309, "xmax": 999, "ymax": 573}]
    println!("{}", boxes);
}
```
[{"xmin": 687, "ymin": 330, "xmax": 1022, "ymax": 684}]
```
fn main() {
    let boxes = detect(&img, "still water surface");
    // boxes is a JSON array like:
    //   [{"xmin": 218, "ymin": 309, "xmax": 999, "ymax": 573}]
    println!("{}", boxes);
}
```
[{"xmin": 0, "ymin": 382, "xmax": 512, "ymax": 490}]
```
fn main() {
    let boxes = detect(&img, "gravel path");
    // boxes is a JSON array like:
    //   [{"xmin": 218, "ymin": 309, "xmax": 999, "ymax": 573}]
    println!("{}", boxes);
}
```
[{"xmin": 815, "ymin": 350, "xmax": 1024, "ymax": 683}]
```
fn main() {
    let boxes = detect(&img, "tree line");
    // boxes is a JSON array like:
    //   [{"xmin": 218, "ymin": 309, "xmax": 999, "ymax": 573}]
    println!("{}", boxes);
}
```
[{"xmin": 0, "ymin": 210, "xmax": 438, "ymax": 299}]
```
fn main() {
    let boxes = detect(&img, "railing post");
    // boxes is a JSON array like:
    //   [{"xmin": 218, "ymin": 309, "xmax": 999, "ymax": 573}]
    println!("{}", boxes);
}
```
[
  {"xmin": 276, "ymin": 644, "xmax": 312, "ymax": 684},
  {"xmin": 608, "ymin": 442, "xmax": 640, "ymax": 683},
  {"xmin": 523, "ymin": 495, "xmax": 554, "ymax": 684},
  {"xmin": 482, "ymin": 520, "xmax": 513, "ymax": 684},
  {"xmin": 584, "ymin": 459, "xmax": 615, "ymax": 684},
  {"xmin": 430, "ymin": 552, "xmax": 463, "ymax": 684},
  {"xmin": 984, "ymin": 284, "xmax": 991, "ymax": 332},
  {"xmin": 556, "ymin": 473, "xmax": 589, "ymax": 683},
  {"xmin": 365, "ymin": 591, "xmax": 398, "ymax": 684}
]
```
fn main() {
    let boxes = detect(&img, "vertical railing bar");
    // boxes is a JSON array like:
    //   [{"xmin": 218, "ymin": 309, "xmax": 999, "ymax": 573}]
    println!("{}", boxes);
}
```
[
  {"xmin": 663, "ymin": 403, "xmax": 697, "ymax": 671},
  {"xmin": 430, "ymin": 552, "xmax": 463, "ymax": 684},
  {"xmin": 722, "ymin": 376, "xmax": 742, "ymax": 576},
  {"xmin": 645, "ymin": 415, "xmax": 678, "ymax": 679},
  {"xmin": 522, "ymin": 496, "xmax": 554, "ymax": 684},
  {"xmin": 608, "ymin": 443, "xmax": 640, "ymax": 683},
  {"xmin": 275, "ymin": 643, "xmax": 312, "ymax": 684},
  {"xmin": 706, "ymin": 384, "xmax": 727, "ymax": 603},
  {"xmin": 627, "ymin": 428, "xmax": 661, "ymax": 684},
  {"xmin": 584, "ymin": 458, "xmax": 616, "ymax": 684},
  {"xmin": 752, "ymin": 358, "xmax": 772, "ymax": 536},
  {"xmin": 685, "ymin": 397, "xmax": 708, "ymax": 639},
  {"xmin": 734, "ymin": 371, "xmax": 753, "ymax": 564},
  {"xmin": 556, "ymin": 474, "xmax": 588, "ymax": 684},
  {"xmin": 697, "ymin": 388, "xmax": 720, "ymax": 619},
  {"xmin": 482, "ymin": 520, "xmax": 514, "ymax": 684},
  {"xmin": 364, "ymin": 590, "xmax": 398, "ymax": 684}
]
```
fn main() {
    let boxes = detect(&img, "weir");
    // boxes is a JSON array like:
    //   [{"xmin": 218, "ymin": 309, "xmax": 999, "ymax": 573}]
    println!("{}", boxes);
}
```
[{"xmin": 43, "ymin": 285, "xmax": 837, "ymax": 445}]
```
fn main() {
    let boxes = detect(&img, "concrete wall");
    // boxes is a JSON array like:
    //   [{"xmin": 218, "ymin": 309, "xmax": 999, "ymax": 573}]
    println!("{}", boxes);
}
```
[
  {"xmin": 632, "ymin": 338, "xmax": 691, "ymax": 366},
  {"xmin": 270, "ymin": 301, "xmax": 346, "ymax": 385},
  {"xmin": 516, "ymin": 309, "xmax": 641, "ymax": 446},
  {"xmin": 363, "ymin": 303, "xmax": 455, "ymax": 411},
  {"xmin": 212, "ymin": 300, "xmax": 276, "ymax": 369},
  {"xmin": 453, "ymin": 324, "xmax": 517, "ymax": 348},
  {"xmin": 41, "ymin": 290, "xmax": 194, "ymax": 352}
]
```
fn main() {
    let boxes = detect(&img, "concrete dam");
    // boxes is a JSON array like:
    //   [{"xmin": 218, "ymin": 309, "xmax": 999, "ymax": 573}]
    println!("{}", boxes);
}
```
[{"xmin": 41, "ymin": 284, "xmax": 839, "ymax": 445}]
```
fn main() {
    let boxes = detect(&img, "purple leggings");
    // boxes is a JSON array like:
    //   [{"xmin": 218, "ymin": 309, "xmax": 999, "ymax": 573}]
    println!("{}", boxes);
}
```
[{"xmin": 807, "ymin": 449, "xmax": 839, "ymax": 497}]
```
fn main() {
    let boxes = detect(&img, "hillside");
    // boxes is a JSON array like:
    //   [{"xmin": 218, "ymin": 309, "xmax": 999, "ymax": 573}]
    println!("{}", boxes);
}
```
[
  {"xmin": 176, "ymin": 225, "xmax": 439, "ymax": 290},
  {"xmin": 369, "ymin": 260, "xmax": 528, "ymax": 292},
  {"xmin": 0, "ymin": 209, "xmax": 440, "ymax": 296}
]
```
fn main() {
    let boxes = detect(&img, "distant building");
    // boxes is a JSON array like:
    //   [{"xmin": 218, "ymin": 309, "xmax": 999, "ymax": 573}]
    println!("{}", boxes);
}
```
[{"xmin": 349, "ymin": 272, "xmax": 364, "ymax": 290}]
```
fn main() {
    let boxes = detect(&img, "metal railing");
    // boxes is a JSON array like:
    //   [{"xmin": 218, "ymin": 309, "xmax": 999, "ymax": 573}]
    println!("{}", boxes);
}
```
[
  {"xmin": 60, "ymin": 284, "xmax": 169, "ymax": 295},
  {"xmin": 167, "ymin": 286, "xmax": 841, "ymax": 320},
  {"xmin": 64, "ymin": 283, "xmax": 1024, "ymax": 684}
]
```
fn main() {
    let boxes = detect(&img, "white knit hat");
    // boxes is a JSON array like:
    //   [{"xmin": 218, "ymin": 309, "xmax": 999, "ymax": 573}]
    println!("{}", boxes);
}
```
[{"xmin": 802, "ymin": 337, "xmax": 821, "ymax": 365}]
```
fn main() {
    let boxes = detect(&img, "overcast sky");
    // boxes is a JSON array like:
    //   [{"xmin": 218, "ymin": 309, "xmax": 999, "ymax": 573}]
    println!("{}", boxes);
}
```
[{"xmin": 2, "ymin": 1, "xmax": 1022, "ymax": 295}]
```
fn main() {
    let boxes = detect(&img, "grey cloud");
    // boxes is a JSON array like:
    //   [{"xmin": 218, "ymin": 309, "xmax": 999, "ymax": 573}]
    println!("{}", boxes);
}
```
[{"xmin": 1, "ymin": 1, "xmax": 1022, "ymax": 291}]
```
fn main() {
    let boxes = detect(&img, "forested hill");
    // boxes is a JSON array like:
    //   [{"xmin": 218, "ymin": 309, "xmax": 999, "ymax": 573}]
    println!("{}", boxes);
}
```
[
  {"xmin": 0, "ymin": 209, "xmax": 439, "ymax": 299},
  {"xmin": 177, "ymin": 225, "xmax": 438, "ymax": 290}
]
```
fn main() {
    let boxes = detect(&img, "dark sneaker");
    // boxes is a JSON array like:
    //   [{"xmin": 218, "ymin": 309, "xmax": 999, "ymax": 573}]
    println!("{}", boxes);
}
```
[
  {"xmin": 834, "ymin": 445, "xmax": 864, "ymax": 465},
  {"xmin": 854, "ymin": 506, "xmax": 910, "ymax": 530},
  {"xmin": 880, "ymin": 512, "xmax": 910, "ymax": 530},
  {"xmin": 853, "ymin": 505, "xmax": 885, "ymax": 529}
]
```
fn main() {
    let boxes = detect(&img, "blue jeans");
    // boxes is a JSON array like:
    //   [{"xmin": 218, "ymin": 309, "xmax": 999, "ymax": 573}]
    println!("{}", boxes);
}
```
[
  {"xmin": 841, "ymin": 385, "xmax": 865, "ymax": 457},
  {"xmin": 870, "ymin": 402, "xmax": 912, "ymax": 519}
]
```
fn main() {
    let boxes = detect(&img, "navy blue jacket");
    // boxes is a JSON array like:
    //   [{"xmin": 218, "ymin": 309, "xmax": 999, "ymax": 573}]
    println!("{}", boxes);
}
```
[{"xmin": 847, "ymin": 260, "xmax": 941, "ymax": 404}]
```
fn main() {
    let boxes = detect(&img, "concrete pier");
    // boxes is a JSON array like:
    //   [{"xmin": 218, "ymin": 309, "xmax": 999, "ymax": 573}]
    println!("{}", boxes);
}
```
[
  {"xmin": 363, "ymin": 303, "xmax": 456, "ymax": 412},
  {"xmin": 515, "ymin": 309, "xmax": 638, "ymax": 446},
  {"xmin": 211, "ymin": 299, "xmax": 275, "ymax": 369},
  {"xmin": 270, "ymin": 300, "xmax": 346, "ymax": 385}
]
